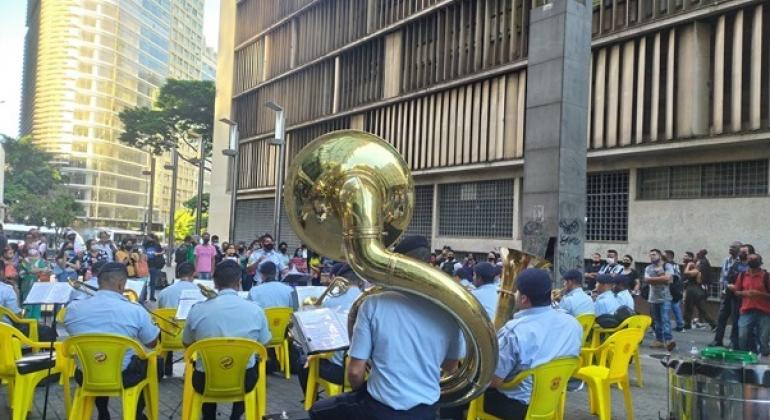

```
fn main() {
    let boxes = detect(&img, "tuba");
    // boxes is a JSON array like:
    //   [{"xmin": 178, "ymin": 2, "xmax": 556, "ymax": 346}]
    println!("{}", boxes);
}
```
[
  {"xmin": 494, "ymin": 248, "xmax": 551, "ymax": 330},
  {"xmin": 284, "ymin": 130, "xmax": 497, "ymax": 405}
]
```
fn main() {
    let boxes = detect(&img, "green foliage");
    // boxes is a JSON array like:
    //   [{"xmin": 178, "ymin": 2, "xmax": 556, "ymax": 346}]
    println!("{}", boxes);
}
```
[
  {"xmin": 118, "ymin": 79, "xmax": 215, "ymax": 159},
  {"xmin": 169, "ymin": 209, "xmax": 208, "ymax": 241},
  {"xmin": 183, "ymin": 193, "xmax": 209, "ymax": 214}
]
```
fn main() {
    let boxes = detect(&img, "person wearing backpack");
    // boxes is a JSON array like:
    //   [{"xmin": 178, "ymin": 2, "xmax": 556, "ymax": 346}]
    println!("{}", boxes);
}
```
[
  {"xmin": 645, "ymin": 249, "xmax": 676, "ymax": 351},
  {"xmin": 731, "ymin": 252, "xmax": 770, "ymax": 355},
  {"xmin": 664, "ymin": 250, "xmax": 685, "ymax": 332},
  {"xmin": 142, "ymin": 234, "xmax": 165, "ymax": 301}
]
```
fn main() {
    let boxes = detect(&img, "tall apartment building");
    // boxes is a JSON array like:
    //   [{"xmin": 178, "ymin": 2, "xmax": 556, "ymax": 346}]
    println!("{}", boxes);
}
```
[
  {"xmin": 210, "ymin": 0, "xmax": 770, "ymax": 266},
  {"xmin": 20, "ymin": 0, "xmax": 212, "ymax": 231}
]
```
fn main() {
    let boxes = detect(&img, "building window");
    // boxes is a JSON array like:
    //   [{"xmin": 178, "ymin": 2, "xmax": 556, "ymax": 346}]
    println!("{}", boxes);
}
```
[
  {"xmin": 638, "ymin": 160, "xmax": 769, "ymax": 200},
  {"xmin": 405, "ymin": 185, "xmax": 434, "ymax": 240},
  {"xmin": 438, "ymin": 180, "xmax": 514, "ymax": 238},
  {"xmin": 586, "ymin": 171, "xmax": 629, "ymax": 242}
]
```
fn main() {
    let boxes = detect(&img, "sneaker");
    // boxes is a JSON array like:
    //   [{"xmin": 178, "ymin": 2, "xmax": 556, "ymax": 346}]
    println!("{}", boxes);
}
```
[
  {"xmin": 674, "ymin": 327, "xmax": 684, "ymax": 332},
  {"xmin": 666, "ymin": 341, "xmax": 677, "ymax": 352},
  {"xmin": 708, "ymin": 341, "xmax": 724, "ymax": 348},
  {"xmin": 650, "ymin": 340, "xmax": 665, "ymax": 349},
  {"xmin": 710, "ymin": 324, "xmax": 717, "ymax": 332}
]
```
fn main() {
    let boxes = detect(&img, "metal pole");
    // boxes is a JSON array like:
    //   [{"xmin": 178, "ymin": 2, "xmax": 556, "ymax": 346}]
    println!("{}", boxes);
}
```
[
  {"xmin": 228, "ymin": 125, "xmax": 240, "ymax": 243},
  {"xmin": 272, "ymin": 110, "xmax": 286, "ymax": 243},
  {"xmin": 167, "ymin": 147, "xmax": 178, "ymax": 267},
  {"xmin": 195, "ymin": 135, "xmax": 205, "ymax": 235},
  {"xmin": 145, "ymin": 156, "xmax": 155, "ymax": 235}
]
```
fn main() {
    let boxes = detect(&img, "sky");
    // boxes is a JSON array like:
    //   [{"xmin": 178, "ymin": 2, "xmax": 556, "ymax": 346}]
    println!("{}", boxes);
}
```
[{"xmin": 0, "ymin": 0, "xmax": 221, "ymax": 138}]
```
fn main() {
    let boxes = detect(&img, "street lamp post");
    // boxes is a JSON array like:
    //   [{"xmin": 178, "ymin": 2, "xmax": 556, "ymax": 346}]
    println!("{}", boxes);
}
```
[
  {"xmin": 265, "ymin": 101, "xmax": 286, "ymax": 243},
  {"xmin": 163, "ymin": 146, "xmax": 179, "ymax": 267},
  {"xmin": 194, "ymin": 133, "xmax": 205, "ymax": 236},
  {"xmin": 142, "ymin": 155, "xmax": 156, "ymax": 236},
  {"xmin": 220, "ymin": 118, "xmax": 239, "ymax": 243}
]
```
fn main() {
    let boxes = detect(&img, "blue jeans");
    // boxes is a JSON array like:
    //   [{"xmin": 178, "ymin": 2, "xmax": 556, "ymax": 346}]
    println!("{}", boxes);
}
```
[
  {"xmin": 670, "ymin": 301, "xmax": 684, "ymax": 329},
  {"xmin": 651, "ymin": 301, "xmax": 673, "ymax": 341},
  {"xmin": 198, "ymin": 272, "xmax": 212, "ymax": 280},
  {"xmin": 738, "ymin": 310, "xmax": 770, "ymax": 356}
]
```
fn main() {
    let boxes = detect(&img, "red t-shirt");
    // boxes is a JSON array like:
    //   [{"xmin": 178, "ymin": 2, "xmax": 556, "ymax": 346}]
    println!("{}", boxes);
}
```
[{"xmin": 735, "ymin": 270, "xmax": 770, "ymax": 314}]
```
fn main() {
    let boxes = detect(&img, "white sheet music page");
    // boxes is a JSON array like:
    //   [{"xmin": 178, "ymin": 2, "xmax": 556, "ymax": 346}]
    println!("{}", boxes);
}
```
[{"xmin": 24, "ymin": 282, "xmax": 73, "ymax": 304}]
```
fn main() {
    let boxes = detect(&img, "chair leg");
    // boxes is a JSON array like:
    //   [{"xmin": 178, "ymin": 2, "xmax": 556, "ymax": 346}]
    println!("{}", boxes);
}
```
[
  {"xmin": 622, "ymin": 378, "xmax": 635, "ymax": 420},
  {"xmin": 634, "ymin": 350, "xmax": 643, "ymax": 387},
  {"xmin": 283, "ymin": 343, "xmax": 291, "ymax": 379},
  {"xmin": 82, "ymin": 396, "xmax": 96, "ymax": 420},
  {"xmin": 190, "ymin": 394, "xmax": 202, "ymax": 420},
  {"xmin": 304, "ymin": 366, "xmax": 318, "ymax": 411},
  {"xmin": 466, "ymin": 397, "xmax": 479, "ymax": 420},
  {"xmin": 11, "ymin": 375, "xmax": 33, "ymax": 420},
  {"xmin": 595, "ymin": 382, "xmax": 611, "ymax": 420},
  {"xmin": 244, "ymin": 390, "xmax": 258, "ymax": 420}
]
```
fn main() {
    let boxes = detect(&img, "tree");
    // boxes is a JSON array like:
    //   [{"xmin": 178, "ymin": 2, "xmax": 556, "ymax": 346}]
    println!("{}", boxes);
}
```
[
  {"xmin": 183, "ymin": 193, "xmax": 209, "ymax": 215},
  {"xmin": 118, "ymin": 79, "xmax": 215, "ymax": 165}
]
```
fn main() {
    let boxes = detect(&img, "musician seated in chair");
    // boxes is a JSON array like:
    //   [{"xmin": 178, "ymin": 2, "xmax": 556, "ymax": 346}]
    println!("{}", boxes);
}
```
[
  {"xmin": 156, "ymin": 261, "xmax": 198, "ymax": 377},
  {"xmin": 558, "ymin": 269, "xmax": 595, "ymax": 317},
  {"xmin": 183, "ymin": 260, "xmax": 272, "ymax": 420},
  {"xmin": 471, "ymin": 262, "xmax": 499, "ymax": 320},
  {"xmin": 486, "ymin": 268, "xmax": 583, "ymax": 420},
  {"xmin": 64, "ymin": 262, "xmax": 160, "ymax": 420},
  {"xmin": 309, "ymin": 235, "xmax": 464, "ymax": 420},
  {"xmin": 297, "ymin": 262, "xmax": 364, "ymax": 394},
  {"xmin": 248, "ymin": 261, "xmax": 295, "ymax": 309},
  {"xmin": 594, "ymin": 274, "xmax": 621, "ymax": 316}
]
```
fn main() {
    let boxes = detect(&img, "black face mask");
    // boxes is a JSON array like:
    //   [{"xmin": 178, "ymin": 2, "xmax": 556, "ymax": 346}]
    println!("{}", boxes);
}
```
[
  {"xmin": 264, "ymin": 244, "xmax": 274, "ymax": 251},
  {"xmin": 748, "ymin": 260, "xmax": 761, "ymax": 269},
  {"xmin": 740, "ymin": 253, "xmax": 748, "ymax": 261},
  {"xmin": 622, "ymin": 262, "xmax": 631, "ymax": 267}
]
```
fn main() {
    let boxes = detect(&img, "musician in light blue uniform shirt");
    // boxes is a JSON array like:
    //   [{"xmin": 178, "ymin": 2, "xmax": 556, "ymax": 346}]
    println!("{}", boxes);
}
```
[
  {"xmin": 157, "ymin": 262, "xmax": 199, "ymax": 309},
  {"xmin": 248, "ymin": 261, "xmax": 295, "ymax": 309},
  {"xmin": 558, "ymin": 269, "xmax": 595, "ymax": 317},
  {"xmin": 594, "ymin": 274, "xmax": 622, "ymax": 316},
  {"xmin": 0, "ymin": 280, "xmax": 21, "ymax": 323},
  {"xmin": 183, "ymin": 260, "xmax": 271, "ymax": 420},
  {"xmin": 310, "ymin": 235, "xmax": 464, "ymax": 420},
  {"xmin": 64, "ymin": 263, "xmax": 159, "ymax": 420},
  {"xmin": 487, "ymin": 268, "xmax": 582, "ymax": 419},
  {"xmin": 614, "ymin": 275, "xmax": 635, "ymax": 310},
  {"xmin": 470, "ymin": 262, "xmax": 499, "ymax": 320}
]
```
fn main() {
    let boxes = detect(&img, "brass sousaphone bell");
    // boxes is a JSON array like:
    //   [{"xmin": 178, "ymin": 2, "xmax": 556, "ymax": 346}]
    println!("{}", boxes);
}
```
[{"xmin": 284, "ymin": 130, "xmax": 498, "ymax": 406}]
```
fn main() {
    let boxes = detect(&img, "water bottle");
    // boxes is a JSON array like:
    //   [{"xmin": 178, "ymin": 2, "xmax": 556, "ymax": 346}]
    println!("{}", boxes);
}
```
[{"xmin": 690, "ymin": 340, "xmax": 699, "ymax": 357}]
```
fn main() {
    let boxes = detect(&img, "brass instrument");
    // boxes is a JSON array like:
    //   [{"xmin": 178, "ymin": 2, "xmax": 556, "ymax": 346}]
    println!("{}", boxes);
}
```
[
  {"xmin": 493, "ymin": 248, "xmax": 551, "ymax": 330},
  {"xmin": 303, "ymin": 276, "xmax": 350, "ymax": 307},
  {"xmin": 68, "ymin": 279, "xmax": 97, "ymax": 296},
  {"xmin": 551, "ymin": 288, "xmax": 564, "ymax": 302},
  {"xmin": 284, "ymin": 130, "xmax": 497, "ymax": 406},
  {"xmin": 197, "ymin": 283, "xmax": 218, "ymax": 299}
]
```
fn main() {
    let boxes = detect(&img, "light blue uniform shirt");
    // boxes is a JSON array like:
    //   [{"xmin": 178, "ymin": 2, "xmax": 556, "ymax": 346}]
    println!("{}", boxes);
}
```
[
  {"xmin": 615, "ymin": 289, "xmax": 635, "ymax": 311},
  {"xmin": 70, "ymin": 278, "xmax": 99, "ymax": 302},
  {"xmin": 471, "ymin": 283, "xmax": 498, "ymax": 320},
  {"xmin": 248, "ymin": 281, "xmax": 295, "ymax": 309},
  {"xmin": 495, "ymin": 306, "xmax": 582, "ymax": 404},
  {"xmin": 248, "ymin": 250, "xmax": 286, "ymax": 283},
  {"xmin": 64, "ymin": 290, "xmax": 159, "ymax": 370},
  {"xmin": 349, "ymin": 291, "xmax": 463, "ymax": 410},
  {"xmin": 0, "ymin": 282, "xmax": 21, "ymax": 324},
  {"xmin": 321, "ymin": 287, "xmax": 362, "ymax": 367},
  {"xmin": 559, "ymin": 288, "xmax": 595, "ymax": 316},
  {"xmin": 594, "ymin": 290, "xmax": 622, "ymax": 316},
  {"xmin": 183, "ymin": 289, "xmax": 272, "ymax": 370},
  {"xmin": 157, "ymin": 280, "xmax": 199, "ymax": 309}
]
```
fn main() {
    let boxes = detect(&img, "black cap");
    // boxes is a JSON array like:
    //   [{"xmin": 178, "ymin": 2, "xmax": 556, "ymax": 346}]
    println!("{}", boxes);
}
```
[
  {"xmin": 259, "ymin": 261, "xmax": 277, "ymax": 275},
  {"xmin": 394, "ymin": 235, "xmax": 429, "ymax": 254},
  {"xmin": 517, "ymin": 268, "xmax": 552, "ymax": 306},
  {"xmin": 596, "ymin": 273, "xmax": 614, "ymax": 284},
  {"xmin": 563, "ymin": 269, "xmax": 583, "ymax": 282},
  {"xmin": 98, "ymin": 262, "xmax": 128, "ymax": 277},
  {"xmin": 473, "ymin": 262, "xmax": 497, "ymax": 283},
  {"xmin": 331, "ymin": 263, "xmax": 352, "ymax": 277}
]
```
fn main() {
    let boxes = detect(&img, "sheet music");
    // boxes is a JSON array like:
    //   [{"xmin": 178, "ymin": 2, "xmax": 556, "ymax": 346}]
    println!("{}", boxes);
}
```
[
  {"xmin": 175, "ymin": 299, "xmax": 200, "ymax": 320},
  {"xmin": 291, "ymin": 308, "xmax": 350, "ymax": 354},
  {"xmin": 180, "ymin": 289, "xmax": 207, "ymax": 300},
  {"xmin": 24, "ymin": 282, "xmax": 73, "ymax": 304},
  {"xmin": 237, "ymin": 291, "xmax": 249, "ymax": 299},
  {"xmin": 294, "ymin": 286, "xmax": 328, "ymax": 311},
  {"xmin": 125, "ymin": 279, "xmax": 146, "ymax": 297}
]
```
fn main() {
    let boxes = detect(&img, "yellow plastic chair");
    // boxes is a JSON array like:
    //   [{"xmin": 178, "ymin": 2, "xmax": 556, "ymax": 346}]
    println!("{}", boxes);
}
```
[
  {"xmin": 264, "ymin": 307, "xmax": 293, "ymax": 379},
  {"xmin": 576, "ymin": 313, "xmax": 596, "ymax": 345},
  {"xmin": 466, "ymin": 357, "xmax": 580, "ymax": 420},
  {"xmin": 303, "ymin": 353, "xmax": 351, "ymax": 410},
  {"xmin": 182, "ymin": 337, "xmax": 268, "ymax": 420},
  {"xmin": 0, "ymin": 306, "xmax": 39, "ymax": 343},
  {"xmin": 575, "ymin": 328, "xmax": 644, "ymax": 420},
  {"xmin": 61, "ymin": 333, "xmax": 159, "ymax": 420},
  {"xmin": 588, "ymin": 315, "xmax": 651, "ymax": 386},
  {"xmin": 55, "ymin": 306, "xmax": 67, "ymax": 323},
  {"xmin": 151, "ymin": 308, "xmax": 185, "ymax": 373},
  {"xmin": 0, "ymin": 323, "xmax": 68, "ymax": 420}
]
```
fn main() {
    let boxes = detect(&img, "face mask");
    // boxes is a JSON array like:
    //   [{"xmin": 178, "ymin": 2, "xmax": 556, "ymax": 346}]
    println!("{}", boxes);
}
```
[
  {"xmin": 606, "ymin": 258, "xmax": 615, "ymax": 265},
  {"xmin": 622, "ymin": 262, "xmax": 631, "ymax": 267},
  {"xmin": 264, "ymin": 244, "xmax": 274, "ymax": 251},
  {"xmin": 740, "ymin": 253, "xmax": 748, "ymax": 261},
  {"xmin": 203, "ymin": 239, "xmax": 210, "ymax": 244},
  {"xmin": 748, "ymin": 260, "xmax": 761, "ymax": 269}
]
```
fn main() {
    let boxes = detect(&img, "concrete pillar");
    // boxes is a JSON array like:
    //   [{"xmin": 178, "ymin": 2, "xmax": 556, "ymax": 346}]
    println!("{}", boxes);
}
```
[
  {"xmin": 676, "ymin": 22, "xmax": 712, "ymax": 138},
  {"xmin": 521, "ymin": 0, "xmax": 591, "ymax": 280},
  {"xmin": 713, "ymin": 15, "xmax": 725, "ymax": 134}
]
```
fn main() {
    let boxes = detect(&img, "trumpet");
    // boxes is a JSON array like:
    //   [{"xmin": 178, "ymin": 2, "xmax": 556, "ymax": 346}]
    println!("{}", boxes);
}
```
[
  {"xmin": 303, "ymin": 276, "xmax": 350, "ymax": 307},
  {"xmin": 197, "ymin": 283, "xmax": 218, "ymax": 299}
]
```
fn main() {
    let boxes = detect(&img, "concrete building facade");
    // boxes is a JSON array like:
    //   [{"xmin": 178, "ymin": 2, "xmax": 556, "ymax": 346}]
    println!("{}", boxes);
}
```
[
  {"xmin": 20, "ymin": 0, "xmax": 213, "ymax": 231},
  {"xmin": 210, "ymin": 0, "xmax": 770, "ymax": 279}
]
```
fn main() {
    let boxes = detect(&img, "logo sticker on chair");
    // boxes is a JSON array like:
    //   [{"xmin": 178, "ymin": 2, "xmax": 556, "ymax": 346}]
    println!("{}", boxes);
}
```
[
  {"xmin": 272, "ymin": 318, "xmax": 281, "ymax": 327},
  {"xmin": 623, "ymin": 343, "xmax": 631, "ymax": 354},
  {"xmin": 550, "ymin": 377, "xmax": 562, "ymax": 391},
  {"xmin": 94, "ymin": 352, "xmax": 107, "ymax": 364},
  {"xmin": 219, "ymin": 356, "xmax": 235, "ymax": 370}
]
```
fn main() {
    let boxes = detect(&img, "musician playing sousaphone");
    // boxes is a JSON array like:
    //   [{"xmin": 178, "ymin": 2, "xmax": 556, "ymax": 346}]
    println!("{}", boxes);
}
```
[
  {"xmin": 183, "ymin": 260, "xmax": 272, "ymax": 419},
  {"xmin": 309, "ymin": 235, "xmax": 465, "ymax": 420}
]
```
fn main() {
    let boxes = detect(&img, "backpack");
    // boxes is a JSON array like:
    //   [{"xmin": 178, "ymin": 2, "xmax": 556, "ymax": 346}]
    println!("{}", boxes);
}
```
[
  {"xmin": 668, "ymin": 263, "xmax": 683, "ymax": 302},
  {"xmin": 174, "ymin": 245, "xmax": 188, "ymax": 265}
]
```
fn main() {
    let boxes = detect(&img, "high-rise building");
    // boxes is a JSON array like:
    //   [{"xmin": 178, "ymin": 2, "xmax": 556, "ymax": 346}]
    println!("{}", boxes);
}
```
[
  {"xmin": 210, "ymin": 0, "xmax": 770, "ymax": 280},
  {"xmin": 201, "ymin": 45, "xmax": 216, "ymax": 81},
  {"xmin": 20, "ymin": 0, "xmax": 214, "ymax": 232}
]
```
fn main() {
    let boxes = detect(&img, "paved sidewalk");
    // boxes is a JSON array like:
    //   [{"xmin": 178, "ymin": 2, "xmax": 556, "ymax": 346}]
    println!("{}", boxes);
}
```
[{"xmin": 1, "ymin": 324, "xmax": 719, "ymax": 419}]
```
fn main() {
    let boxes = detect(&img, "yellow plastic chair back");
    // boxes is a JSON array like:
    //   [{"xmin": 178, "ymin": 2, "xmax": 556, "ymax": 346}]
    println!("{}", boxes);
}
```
[
  {"xmin": 598, "ymin": 328, "xmax": 644, "ymax": 381},
  {"xmin": 264, "ymin": 307, "xmax": 293, "ymax": 379},
  {"xmin": 466, "ymin": 357, "xmax": 579, "ymax": 420},
  {"xmin": 621, "ymin": 314, "xmax": 652, "ymax": 332},
  {"xmin": 0, "ymin": 306, "xmax": 39, "ymax": 343},
  {"xmin": 182, "ymin": 338, "xmax": 268, "ymax": 420},
  {"xmin": 576, "ymin": 313, "xmax": 596, "ymax": 345},
  {"xmin": 152, "ymin": 308, "xmax": 185, "ymax": 350}
]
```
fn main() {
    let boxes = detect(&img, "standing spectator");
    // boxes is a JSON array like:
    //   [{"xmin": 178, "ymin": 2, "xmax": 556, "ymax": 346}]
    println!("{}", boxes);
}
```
[
  {"xmin": 19, "ymin": 231, "xmax": 36, "ymax": 258},
  {"xmin": 0, "ymin": 224, "xmax": 7, "ymax": 253},
  {"xmin": 115, "ymin": 239, "xmax": 139, "ymax": 279},
  {"xmin": 683, "ymin": 251, "xmax": 716, "ymax": 330},
  {"xmin": 3, "ymin": 247, "xmax": 19, "ymax": 287},
  {"xmin": 290, "ymin": 249, "xmax": 308, "ymax": 274},
  {"xmin": 428, "ymin": 253, "xmax": 438, "ymax": 267},
  {"xmin": 645, "ymin": 249, "xmax": 676, "ymax": 351},
  {"xmin": 82, "ymin": 239, "xmax": 109, "ymax": 279},
  {"xmin": 664, "ymin": 250, "xmax": 685, "ymax": 332},
  {"xmin": 712, "ymin": 242, "xmax": 750, "ymax": 348},
  {"xmin": 620, "ymin": 255, "xmax": 639, "ymax": 294},
  {"xmin": 54, "ymin": 244, "xmax": 80, "ymax": 282},
  {"xmin": 93, "ymin": 230, "xmax": 117, "ymax": 262},
  {"xmin": 211, "ymin": 235, "xmax": 224, "ymax": 264},
  {"xmin": 584, "ymin": 253, "xmax": 604, "ymax": 291},
  {"xmin": 223, "ymin": 243, "xmax": 240, "ymax": 263},
  {"xmin": 732, "ymin": 253, "xmax": 770, "ymax": 355},
  {"xmin": 143, "ymin": 234, "xmax": 165, "ymax": 301},
  {"xmin": 30, "ymin": 229, "xmax": 48, "ymax": 258},
  {"xmin": 19, "ymin": 249, "xmax": 50, "ymax": 320},
  {"xmin": 174, "ymin": 236, "xmax": 193, "ymax": 266},
  {"xmin": 599, "ymin": 249, "xmax": 623, "ymax": 276},
  {"xmin": 194, "ymin": 232, "xmax": 217, "ymax": 280},
  {"xmin": 278, "ymin": 242, "xmax": 291, "ymax": 269},
  {"xmin": 246, "ymin": 234, "xmax": 286, "ymax": 284},
  {"xmin": 440, "ymin": 250, "xmax": 456, "ymax": 276}
]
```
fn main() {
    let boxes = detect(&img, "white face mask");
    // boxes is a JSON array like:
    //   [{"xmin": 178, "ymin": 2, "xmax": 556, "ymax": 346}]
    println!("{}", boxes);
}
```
[{"xmin": 606, "ymin": 258, "xmax": 615, "ymax": 265}]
